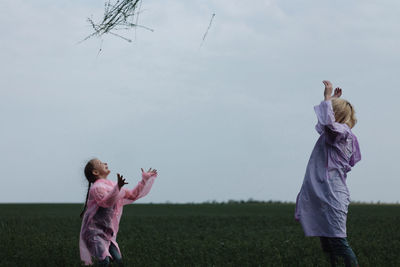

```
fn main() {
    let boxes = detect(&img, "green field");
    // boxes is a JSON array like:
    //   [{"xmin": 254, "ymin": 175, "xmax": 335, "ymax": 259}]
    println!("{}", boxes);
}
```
[{"xmin": 1, "ymin": 203, "xmax": 399, "ymax": 266}]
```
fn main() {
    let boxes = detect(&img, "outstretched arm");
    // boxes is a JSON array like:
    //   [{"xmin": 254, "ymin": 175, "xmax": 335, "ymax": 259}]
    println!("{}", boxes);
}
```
[
  {"xmin": 123, "ymin": 168, "xmax": 158, "ymax": 205},
  {"xmin": 315, "ymin": 80, "xmax": 348, "ymax": 139}
]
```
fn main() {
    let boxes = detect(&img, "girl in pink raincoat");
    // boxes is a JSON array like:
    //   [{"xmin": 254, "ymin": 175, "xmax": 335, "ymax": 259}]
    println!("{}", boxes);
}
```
[
  {"xmin": 79, "ymin": 158, "xmax": 157, "ymax": 266},
  {"xmin": 295, "ymin": 81, "xmax": 361, "ymax": 267}
]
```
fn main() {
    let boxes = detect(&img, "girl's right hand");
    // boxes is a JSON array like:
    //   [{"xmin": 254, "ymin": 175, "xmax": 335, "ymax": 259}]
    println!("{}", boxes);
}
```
[
  {"xmin": 141, "ymin": 168, "xmax": 158, "ymax": 180},
  {"xmin": 323, "ymin": 80, "xmax": 333, "ymax": 100},
  {"xmin": 117, "ymin": 173, "xmax": 128, "ymax": 189}
]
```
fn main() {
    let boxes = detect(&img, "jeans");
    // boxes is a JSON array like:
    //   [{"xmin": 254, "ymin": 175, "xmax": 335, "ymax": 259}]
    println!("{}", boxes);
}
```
[
  {"xmin": 97, "ymin": 242, "xmax": 123, "ymax": 267},
  {"xmin": 320, "ymin": 237, "xmax": 358, "ymax": 267}
]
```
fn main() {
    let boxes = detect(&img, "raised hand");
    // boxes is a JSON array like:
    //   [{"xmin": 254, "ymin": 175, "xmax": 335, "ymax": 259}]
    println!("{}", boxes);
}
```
[
  {"xmin": 323, "ymin": 80, "xmax": 333, "ymax": 100},
  {"xmin": 141, "ymin": 168, "xmax": 158, "ymax": 180},
  {"xmin": 333, "ymin": 87, "xmax": 342, "ymax": 98},
  {"xmin": 117, "ymin": 173, "xmax": 128, "ymax": 189}
]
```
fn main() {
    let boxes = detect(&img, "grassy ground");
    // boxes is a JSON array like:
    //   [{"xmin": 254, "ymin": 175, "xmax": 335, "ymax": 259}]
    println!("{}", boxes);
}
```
[{"xmin": 0, "ymin": 203, "xmax": 399, "ymax": 266}]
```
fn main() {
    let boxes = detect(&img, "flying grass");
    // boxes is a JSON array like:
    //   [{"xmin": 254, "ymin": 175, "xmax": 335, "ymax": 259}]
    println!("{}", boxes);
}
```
[{"xmin": 82, "ymin": 0, "xmax": 153, "ymax": 43}]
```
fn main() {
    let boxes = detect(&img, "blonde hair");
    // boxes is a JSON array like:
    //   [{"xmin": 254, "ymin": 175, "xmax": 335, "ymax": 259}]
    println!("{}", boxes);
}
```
[{"xmin": 331, "ymin": 98, "xmax": 357, "ymax": 128}]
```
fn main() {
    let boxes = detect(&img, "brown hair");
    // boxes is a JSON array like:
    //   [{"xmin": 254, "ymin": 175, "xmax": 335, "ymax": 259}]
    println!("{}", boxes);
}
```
[
  {"xmin": 331, "ymin": 98, "xmax": 357, "ymax": 128},
  {"xmin": 80, "ymin": 159, "xmax": 98, "ymax": 218}
]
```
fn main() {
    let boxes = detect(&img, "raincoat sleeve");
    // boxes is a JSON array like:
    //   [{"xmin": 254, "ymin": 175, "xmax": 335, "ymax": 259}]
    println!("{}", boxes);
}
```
[
  {"xmin": 122, "ymin": 172, "xmax": 157, "ymax": 205},
  {"xmin": 349, "ymin": 134, "xmax": 362, "ymax": 167},
  {"xmin": 314, "ymin": 100, "xmax": 348, "ymax": 143},
  {"xmin": 93, "ymin": 183, "xmax": 124, "ymax": 208}
]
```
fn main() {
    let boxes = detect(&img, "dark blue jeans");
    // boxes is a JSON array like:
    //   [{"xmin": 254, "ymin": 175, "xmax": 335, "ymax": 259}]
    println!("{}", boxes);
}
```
[
  {"xmin": 97, "ymin": 242, "xmax": 123, "ymax": 267},
  {"xmin": 320, "ymin": 237, "xmax": 358, "ymax": 267}
]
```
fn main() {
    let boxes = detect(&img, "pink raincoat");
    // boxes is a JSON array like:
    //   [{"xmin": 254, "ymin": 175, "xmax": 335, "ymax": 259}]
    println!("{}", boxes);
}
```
[{"xmin": 79, "ymin": 172, "xmax": 156, "ymax": 265}]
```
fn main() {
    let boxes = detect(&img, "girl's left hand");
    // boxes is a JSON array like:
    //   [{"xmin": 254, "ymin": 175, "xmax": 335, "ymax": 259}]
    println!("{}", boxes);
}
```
[
  {"xmin": 333, "ymin": 87, "xmax": 342, "ymax": 98},
  {"xmin": 141, "ymin": 168, "xmax": 158, "ymax": 179},
  {"xmin": 117, "ymin": 173, "xmax": 128, "ymax": 189}
]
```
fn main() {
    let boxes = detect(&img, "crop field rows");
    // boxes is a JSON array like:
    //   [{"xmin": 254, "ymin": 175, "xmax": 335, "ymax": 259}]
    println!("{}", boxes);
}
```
[{"xmin": 1, "ymin": 203, "xmax": 399, "ymax": 266}]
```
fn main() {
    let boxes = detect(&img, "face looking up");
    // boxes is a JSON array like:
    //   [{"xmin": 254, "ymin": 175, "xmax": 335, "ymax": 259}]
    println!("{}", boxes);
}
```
[{"xmin": 92, "ymin": 159, "xmax": 111, "ymax": 179}]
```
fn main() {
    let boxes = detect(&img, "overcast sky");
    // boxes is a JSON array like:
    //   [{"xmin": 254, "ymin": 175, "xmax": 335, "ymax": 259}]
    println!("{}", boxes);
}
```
[{"xmin": 1, "ymin": 0, "xmax": 399, "ymax": 203}]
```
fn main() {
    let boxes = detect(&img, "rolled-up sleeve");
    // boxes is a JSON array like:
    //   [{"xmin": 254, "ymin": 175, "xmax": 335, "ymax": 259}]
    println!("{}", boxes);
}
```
[{"xmin": 314, "ymin": 100, "xmax": 349, "ymax": 143}]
